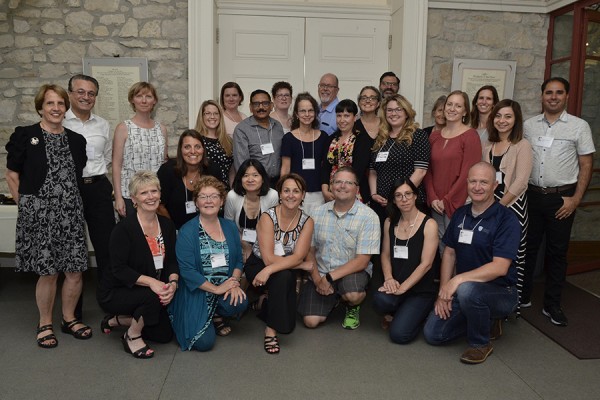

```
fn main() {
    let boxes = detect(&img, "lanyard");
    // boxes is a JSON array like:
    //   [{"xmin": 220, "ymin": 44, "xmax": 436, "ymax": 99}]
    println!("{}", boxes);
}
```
[
  {"xmin": 199, "ymin": 216, "xmax": 225, "ymax": 254},
  {"xmin": 394, "ymin": 211, "xmax": 419, "ymax": 248},
  {"xmin": 299, "ymin": 130, "xmax": 315, "ymax": 160},
  {"xmin": 255, "ymin": 123, "xmax": 273, "ymax": 146}
]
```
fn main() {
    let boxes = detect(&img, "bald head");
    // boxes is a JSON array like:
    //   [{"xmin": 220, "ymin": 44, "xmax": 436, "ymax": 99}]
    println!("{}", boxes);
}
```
[{"xmin": 467, "ymin": 162, "xmax": 498, "ymax": 208}]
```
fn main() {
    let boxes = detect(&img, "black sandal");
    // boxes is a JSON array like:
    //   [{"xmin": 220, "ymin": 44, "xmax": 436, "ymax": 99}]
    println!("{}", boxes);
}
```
[
  {"xmin": 264, "ymin": 335, "xmax": 280, "ymax": 355},
  {"xmin": 36, "ymin": 324, "xmax": 58, "ymax": 349},
  {"xmin": 100, "ymin": 315, "xmax": 122, "ymax": 334},
  {"xmin": 61, "ymin": 319, "xmax": 93, "ymax": 340},
  {"xmin": 213, "ymin": 316, "xmax": 232, "ymax": 337},
  {"xmin": 121, "ymin": 331, "xmax": 154, "ymax": 359}
]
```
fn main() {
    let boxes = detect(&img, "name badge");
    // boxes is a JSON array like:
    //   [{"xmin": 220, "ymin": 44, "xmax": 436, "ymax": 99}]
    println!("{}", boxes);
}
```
[
  {"xmin": 153, "ymin": 255, "xmax": 164, "ymax": 270},
  {"xmin": 376, "ymin": 151, "xmax": 389, "ymax": 162},
  {"xmin": 393, "ymin": 245, "xmax": 409, "ymax": 259},
  {"xmin": 274, "ymin": 241, "xmax": 285, "ymax": 256},
  {"xmin": 85, "ymin": 144, "xmax": 95, "ymax": 160},
  {"xmin": 496, "ymin": 171, "xmax": 503, "ymax": 185},
  {"xmin": 261, "ymin": 142, "xmax": 275, "ymax": 155},
  {"xmin": 210, "ymin": 253, "xmax": 227, "ymax": 268},
  {"xmin": 458, "ymin": 229, "xmax": 474, "ymax": 244},
  {"xmin": 185, "ymin": 200, "xmax": 196, "ymax": 214},
  {"xmin": 242, "ymin": 228, "xmax": 257, "ymax": 243},
  {"xmin": 302, "ymin": 158, "xmax": 316, "ymax": 170},
  {"xmin": 535, "ymin": 136, "xmax": 554, "ymax": 148}
]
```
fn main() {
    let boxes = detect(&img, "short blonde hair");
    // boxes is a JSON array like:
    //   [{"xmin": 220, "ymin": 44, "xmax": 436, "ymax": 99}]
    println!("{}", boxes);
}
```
[{"xmin": 129, "ymin": 170, "xmax": 161, "ymax": 197}]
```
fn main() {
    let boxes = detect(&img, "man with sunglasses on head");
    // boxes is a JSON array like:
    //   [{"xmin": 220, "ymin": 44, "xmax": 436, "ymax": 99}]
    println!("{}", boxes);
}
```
[
  {"xmin": 379, "ymin": 71, "xmax": 400, "ymax": 99},
  {"xmin": 298, "ymin": 166, "xmax": 380, "ymax": 330},
  {"xmin": 317, "ymin": 73, "xmax": 340, "ymax": 136},
  {"xmin": 233, "ymin": 89, "xmax": 285, "ymax": 187},
  {"xmin": 63, "ymin": 74, "xmax": 116, "ymax": 318}
]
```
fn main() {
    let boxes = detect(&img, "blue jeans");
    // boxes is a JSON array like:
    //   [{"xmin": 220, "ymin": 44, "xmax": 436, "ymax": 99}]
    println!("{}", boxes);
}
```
[
  {"xmin": 373, "ymin": 291, "xmax": 435, "ymax": 344},
  {"xmin": 423, "ymin": 282, "xmax": 518, "ymax": 347}
]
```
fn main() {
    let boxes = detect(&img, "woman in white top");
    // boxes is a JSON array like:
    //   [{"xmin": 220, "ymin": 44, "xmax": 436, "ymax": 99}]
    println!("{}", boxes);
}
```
[
  {"xmin": 113, "ymin": 82, "xmax": 168, "ymax": 217},
  {"xmin": 220, "ymin": 82, "xmax": 247, "ymax": 138}
]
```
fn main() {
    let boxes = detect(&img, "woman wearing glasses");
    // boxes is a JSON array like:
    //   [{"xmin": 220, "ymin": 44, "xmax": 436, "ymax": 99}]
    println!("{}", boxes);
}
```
[
  {"xmin": 170, "ymin": 175, "xmax": 248, "ymax": 351},
  {"xmin": 373, "ymin": 178, "xmax": 438, "ymax": 343},
  {"xmin": 355, "ymin": 86, "xmax": 382, "ymax": 140},
  {"xmin": 280, "ymin": 92, "xmax": 329, "ymax": 215},
  {"xmin": 270, "ymin": 81, "xmax": 293, "ymax": 132},
  {"xmin": 194, "ymin": 100, "xmax": 234, "ymax": 189},
  {"xmin": 369, "ymin": 94, "xmax": 430, "ymax": 225}
]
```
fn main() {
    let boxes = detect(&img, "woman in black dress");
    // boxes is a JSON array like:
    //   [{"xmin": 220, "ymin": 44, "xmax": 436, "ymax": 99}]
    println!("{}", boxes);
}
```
[{"xmin": 5, "ymin": 84, "xmax": 91, "ymax": 348}]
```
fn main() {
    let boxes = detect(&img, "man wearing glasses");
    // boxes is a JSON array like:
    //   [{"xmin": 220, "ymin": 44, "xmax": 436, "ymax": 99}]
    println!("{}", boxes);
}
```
[
  {"xmin": 63, "ymin": 74, "xmax": 116, "ymax": 317},
  {"xmin": 317, "ymin": 73, "xmax": 340, "ymax": 135},
  {"xmin": 233, "ymin": 89, "xmax": 285, "ymax": 187},
  {"xmin": 298, "ymin": 166, "xmax": 380, "ymax": 330},
  {"xmin": 379, "ymin": 71, "xmax": 400, "ymax": 99}
]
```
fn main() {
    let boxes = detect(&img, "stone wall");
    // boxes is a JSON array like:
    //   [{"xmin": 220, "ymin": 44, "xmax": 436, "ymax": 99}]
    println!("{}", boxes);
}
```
[
  {"xmin": 0, "ymin": 0, "xmax": 188, "ymax": 193},
  {"xmin": 423, "ymin": 9, "xmax": 549, "ymax": 125}
]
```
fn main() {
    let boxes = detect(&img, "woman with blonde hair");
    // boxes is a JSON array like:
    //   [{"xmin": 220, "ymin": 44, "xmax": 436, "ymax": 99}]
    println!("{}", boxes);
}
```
[
  {"xmin": 369, "ymin": 94, "xmax": 430, "ymax": 225},
  {"xmin": 195, "ymin": 100, "xmax": 235, "ymax": 189}
]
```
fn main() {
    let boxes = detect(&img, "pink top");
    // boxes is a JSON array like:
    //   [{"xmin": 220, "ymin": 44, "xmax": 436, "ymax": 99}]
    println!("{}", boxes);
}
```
[{"xmin": 424, "ymin": 128, "xmax": 482, "ymax": 218}]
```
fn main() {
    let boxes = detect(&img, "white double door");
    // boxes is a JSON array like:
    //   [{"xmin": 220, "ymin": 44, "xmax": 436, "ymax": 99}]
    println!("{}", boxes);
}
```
[{"xmin": 218, "ymin": 14, "xmax": 390, "ymax": 108}]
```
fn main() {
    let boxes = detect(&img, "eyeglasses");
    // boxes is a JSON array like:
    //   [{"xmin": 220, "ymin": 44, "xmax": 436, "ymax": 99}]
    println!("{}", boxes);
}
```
[
  {"xmin": 276, "ymin": 94, "xmax": 291, "ymax": 99},
  {"xmin": 318, "ymin": 84, "xmax": 338, "ymax": 90},
  {"xmin": 332, "ymin": 179, "xmax": 357, "ymax": 186},
  {"xmin": 251, "ymin": 101, "xmax": 271, "ymax": 108},
  {"xmin": 386, "ymin": 107, "xmax": 405, "ymax": 114},
  {"xmin": 394, "ymin": 192, "xmax": 415, "ymax": 200},
  {"xmin": 197, "ymin": 194, "xmax": 221, "ymax": 201},
  {"xmin": 381, "ymin": 81, "xmax": 399, "ymax": 88},
  {"xmin": 203, "ymin": 112, "xmax": 220, "ymax": 117},
  {"xmin": 297, "ymin": 109, "xmax": 315, "ymax": 115},
  {"xmin": 359, "ymin": 96, "xmax": 379, "ymax": 102},
  {"xmin": 72, "ymin": 89, "xmax": 97, "ymax": 98}
]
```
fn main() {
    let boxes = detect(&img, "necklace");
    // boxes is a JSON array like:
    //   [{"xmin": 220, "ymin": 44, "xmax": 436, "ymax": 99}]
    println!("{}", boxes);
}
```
[{"xmin": 398, "ymin": 211, "xmax": 419, "ymax": 233}]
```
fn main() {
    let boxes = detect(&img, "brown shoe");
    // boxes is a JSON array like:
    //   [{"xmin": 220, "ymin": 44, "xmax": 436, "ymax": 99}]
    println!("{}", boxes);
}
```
[
  {"xmin": 460, "ymin": 344, "xmax": 493, "ymax": 364},
  {"xmin": 490, "ymin": 319, "xmax": 503, "ymax": 340}
]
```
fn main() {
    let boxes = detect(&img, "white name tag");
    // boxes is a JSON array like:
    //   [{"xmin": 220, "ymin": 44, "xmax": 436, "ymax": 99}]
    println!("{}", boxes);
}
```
[
  {"xmin": 210, "ymin": 253, "xmax": 227, "ymax": 268},
  {"xmin": 393, "ymin": 245, "xmax": 409, "ymax": 259},
  {"xmin": 242, "ymin": 228, "xmax": 257, "ymax": 243},
  {"xmin": 85, "ymin": 144, "xmax": 95, "ymax": 160},
  {"xmin": 535, "ymin": 136, "xmax": 554, "ymax": 148},
  {"xmin": 274, "ymin": 241, "xmax": 285, "ymax": 256},
  {"xmin": 302, "ymin": 158, "xmax": 315, "ymax": 170},
  {"xmin": 458, "ymin": 229, "xmax": 474, "ymax": 244},
  {"xmin": 153, "ymin": 255, "xmax": 164, "ymax": 270},
  {"xmin": 185, "ymin": 200, "xmax": 196, "ymax": 214},
  {"xmin": 376, "ymin": 151, "xmax": 389, "ymax": 162},
  {"xmin": 261, "ymin": 142, "xmax": 275, "ymax": 155},
  {"xmin": 496, "ymin": 171, "xmax": 503, "ymax": 185}
]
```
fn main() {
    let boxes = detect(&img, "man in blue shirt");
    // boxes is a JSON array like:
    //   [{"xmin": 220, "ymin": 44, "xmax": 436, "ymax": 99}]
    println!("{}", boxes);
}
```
[
  {"xmin": 317, "ymin": 73, "xmax": 339, "ymax": 135},
  {"xmin": 424, "ymin": 162, "xmax": 520, "ymax": 364}
]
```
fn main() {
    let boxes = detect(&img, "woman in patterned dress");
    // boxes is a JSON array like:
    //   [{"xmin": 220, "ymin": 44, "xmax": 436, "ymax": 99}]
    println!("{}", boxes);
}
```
[
  {"xmin": 170, "ymin": 176, "xmax": 248, "ymax": 351},
  {"xmin": 369, "ymin": 94, "xmax": 430, "ymax": 226},
  {"xmin": 244, "ymin": 174, "xmax": 314, "ymax": 354},
  {"xmin": 321, "ymin": 99, "xmax": 374, "ymax": 203},
  {"xmin": 5, "ymin": 84, "xmax": 91, "ymax": 348},
  {"xmin": 194, "ymin": 100, "xmax": 235, "ymax": 189},
  {"xmin": 113, "ymin": 82, "xmax": 168, "ymax": 218}
]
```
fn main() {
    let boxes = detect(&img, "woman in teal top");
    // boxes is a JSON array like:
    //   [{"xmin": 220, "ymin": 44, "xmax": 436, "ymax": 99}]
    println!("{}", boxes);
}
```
[{"xmin": 169, "ymin": 176, "xmax": 248, "ymax": 351}]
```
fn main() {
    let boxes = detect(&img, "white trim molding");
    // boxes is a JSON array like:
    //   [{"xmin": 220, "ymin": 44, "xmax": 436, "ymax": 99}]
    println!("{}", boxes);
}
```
[{"xmin": 429, "ymin": 0, "xmax": 577, "ymax": 13}]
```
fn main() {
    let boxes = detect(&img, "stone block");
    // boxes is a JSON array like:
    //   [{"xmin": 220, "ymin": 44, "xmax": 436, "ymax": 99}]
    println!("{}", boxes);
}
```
[
  {"xmin": 88, "ymin": 41, "xmax": 123, "ymax": 57},
  {"xmin": 0, "ymin": 23, "xmax": 8, "ymax": 33},
  {"xmin": 476, "ymin": 23, "xmax": 507, "ymax": 48},
  {"xmin": 150, "ymin": 39, "xmax": 169, "ymax": 48},
  {"xmin": 152, "ymin": 61, "xmax": 184, "ymax": 79},
  {"xmin": 508, "ymin": 28, "xmax": 533, "ymax": 50},
  {"xmin": 13, "ymin": 19, "xmax": 30, "ymax": 34},
  {"xmin": 120, "ymin": 39, "xmax": 148, "ymax": 48},
  {"xmin": 0, "ymin": 68, "xmax": 20, "ymax": 79},
  {"xmin": 0, "ymin": 13, "xmax": 6, "ymax": 21},
  {"xmin": 140, "ymin": 20, "xmax": 161, "ymax": 38},
  {"xmin": 0, "ymin": 34, "xmax": 15, "ymax": 48},
  {"xmin": 15, "ymin": 36, "xmax": 41, "ymax": 48},
  {"xmin": 4, "ymin": 89, "xmax": 18, "ymax": 97},
  {"xmin": 119, "ymin": 18, "xmax": 138, "ymax": 37},
  {"xmin": 10, "ymin": 49, "xmax": 33, "ymax": 63},
  {"xmin": 162, "ymin": 18, "xmax": 186, "ymax": 38},
  {"xmin": 132, "ymin": 49, "xmax": 180, "ymax": 61},
  {"xmin": 99, "ymin": 14, "xmax": 126, "ymax": 25},
  {"xmin": 133, "ymin": 5, "xmax": 175, "ymax": 19},
  {"xmin": 65, "ymin": 11, "xmax": 94, "ymax": 35},
  {"xmin": 24, "ymin": 0, "xmax": 58, "ymax": 6},
  {"xmin": 93, "ymin": 26, "xmax": 110, "ymax": 36},
  {"xmin": 48, "ymin": 41, "xmax": 86, "ymax": 63},
  {"xmin": 83, "ymin": 0, "xmax": 119, "ymax": 12},
  {"xmin": 41, "ymin": 8, "xmax": 63, "ymax": 18},
  {"xmin": 0, "ymin": 101, "xmax": 17, "ymax": 124},
  {"xmin": 40, "ymin": 65, "xmax": 67, "ymax": 78},
  {"xmin": 41, "ymin": 21, "xmax": 66, "ymax": 35}
]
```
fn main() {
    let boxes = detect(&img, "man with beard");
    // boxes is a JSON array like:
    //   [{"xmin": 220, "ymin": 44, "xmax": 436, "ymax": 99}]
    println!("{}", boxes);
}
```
[
  {"xmin": 317, "ymin": 73, "xmax": 340, "ymax": 136},
  {"xmin": 233, "ymin": 89, "xmax": 285, "ymax": 187},
  {"xmin": 379, "ymin": 71, "xmax": 400, "ymax": 99}
]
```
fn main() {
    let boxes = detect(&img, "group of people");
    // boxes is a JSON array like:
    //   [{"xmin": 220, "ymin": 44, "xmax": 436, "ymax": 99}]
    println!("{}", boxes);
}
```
[{"xmin": 4, "ymin": 71, "xmax": 594, "ymax": 364}]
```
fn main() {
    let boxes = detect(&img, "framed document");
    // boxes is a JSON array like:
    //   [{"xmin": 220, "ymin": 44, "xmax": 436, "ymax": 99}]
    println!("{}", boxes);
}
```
[
  {"xmin": 451, "ymin": 58, "xmax": 517, "ymax": 103},
  {"xmin": 83, "ymin": 57, "xmax": 148, "ymax": 131}
]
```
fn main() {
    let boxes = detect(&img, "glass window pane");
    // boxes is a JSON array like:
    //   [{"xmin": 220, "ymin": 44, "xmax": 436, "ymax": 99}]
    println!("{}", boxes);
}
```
[
  {"xmin": 551, "ymin": 61, "xmax": 571, "ymax": 78},
  {"xmin": 553, "ymin": 12, "xmax": 574, "ymax": 59},
  {"xmin": 586, "ymin": 20, "xmax": 600, "ymax": 56}
]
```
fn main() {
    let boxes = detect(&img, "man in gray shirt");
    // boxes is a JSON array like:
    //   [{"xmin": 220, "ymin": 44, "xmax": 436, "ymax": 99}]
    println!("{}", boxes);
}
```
[{"xmin": 233, "ymin": 89, "xmax": 284, "ymax": 187}]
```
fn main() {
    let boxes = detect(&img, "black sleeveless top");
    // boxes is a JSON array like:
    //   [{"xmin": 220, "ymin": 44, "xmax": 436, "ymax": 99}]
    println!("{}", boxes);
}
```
[{"xmin": 389, "ymin": 215, "xmax": 437, "ymax": 295}]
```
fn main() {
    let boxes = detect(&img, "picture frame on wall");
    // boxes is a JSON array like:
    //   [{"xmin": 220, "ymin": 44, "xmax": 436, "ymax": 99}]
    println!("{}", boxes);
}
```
[{"xmin": 451, "ymin": 58, "xmax": 517, "ymax": 102}]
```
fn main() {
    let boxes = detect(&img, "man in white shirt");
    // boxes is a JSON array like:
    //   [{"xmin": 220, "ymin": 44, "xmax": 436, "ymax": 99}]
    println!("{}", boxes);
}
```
[
  {"xmin": 63, "ymin": 74, "xmax": 115, "ymax": 295},
  {"xmin": 522, "ymin": 77, "xmax": 595, "ymax": 326}
]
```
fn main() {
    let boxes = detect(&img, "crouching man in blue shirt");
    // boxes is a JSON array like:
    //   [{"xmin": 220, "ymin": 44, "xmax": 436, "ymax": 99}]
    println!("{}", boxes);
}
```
[{"xmin": 423, "ymin": 162, "xmax": 520, "ymax": 364}]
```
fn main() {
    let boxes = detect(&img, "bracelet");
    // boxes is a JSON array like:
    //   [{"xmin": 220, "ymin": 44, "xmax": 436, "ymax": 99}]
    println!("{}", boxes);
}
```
[
  {"xmin": 169, "ymin": 279, "xmax": 178, "ymax": 289},
  {"xmin": 325, "ymin": 272, "xmax": 334, "ymax": 284}
]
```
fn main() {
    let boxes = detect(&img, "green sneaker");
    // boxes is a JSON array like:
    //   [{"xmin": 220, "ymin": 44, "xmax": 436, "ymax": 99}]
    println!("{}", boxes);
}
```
[{"xmin": 342, "ymin": 304, "xmax": 360, "ymax": 330}]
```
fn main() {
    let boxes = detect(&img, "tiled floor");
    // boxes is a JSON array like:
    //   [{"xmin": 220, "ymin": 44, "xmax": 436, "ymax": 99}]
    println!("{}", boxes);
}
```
[{"xmin": 0, "ymin": 265, "xmax": 599, "ymax": 400}]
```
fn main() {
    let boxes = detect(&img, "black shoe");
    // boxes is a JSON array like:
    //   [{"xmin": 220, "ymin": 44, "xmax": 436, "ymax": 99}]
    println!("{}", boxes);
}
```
[{"xmin": 542, "ymin": 306, "xmax": 568, "ymax": 326}]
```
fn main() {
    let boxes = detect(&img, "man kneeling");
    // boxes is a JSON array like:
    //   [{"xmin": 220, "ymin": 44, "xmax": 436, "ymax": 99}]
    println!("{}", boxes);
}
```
[{"xmin": 423, "ymin": 162, "xmax": 520, "ymax": 364}]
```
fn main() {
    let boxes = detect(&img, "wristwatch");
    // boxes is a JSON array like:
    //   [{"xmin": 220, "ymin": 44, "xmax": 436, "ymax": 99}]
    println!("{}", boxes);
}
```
[{"xmin": 325, "ymin": 272, "xmax": 334, "ymax": 284}]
